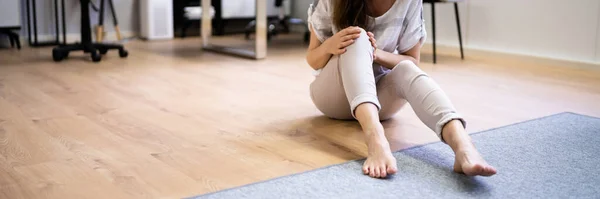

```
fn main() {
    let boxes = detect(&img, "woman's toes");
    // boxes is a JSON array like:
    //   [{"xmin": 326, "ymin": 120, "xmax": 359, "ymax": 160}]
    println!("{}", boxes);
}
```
[
  {"xmin": 387, "ymin": 165, "xmax": 397, "ymax": 175},
  {"xmin": 363, "ymin": 166, "xmax": 369, "ymax": 175},
  {"xmin": 369, "ymin": 167, "xmax": 376, "ymax": 178},
  {"xmin": 373, "ymin": 167, "xmax": 381, "ymax": 178},
  {"xmin": 379, "ymin": 167, "xmax": 387, "ymax": 178},
  {"xmin": 484, "ymin": 166, "xmax": 497, "ymax": 175}
]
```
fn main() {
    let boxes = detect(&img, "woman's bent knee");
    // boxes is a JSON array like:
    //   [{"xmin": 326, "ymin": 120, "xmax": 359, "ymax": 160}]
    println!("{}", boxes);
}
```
[
  {"xmin": 345, "ymin": 28, "xmax": 371, "ymax": 50},
  {"xmin": 355, "ymin": 28, "xmax": 370, "ymax": 44},
  {"xmin": 339, "ymin": 28, "xmax": 373, "ymax": 66},
  {"xmin": 390, "ymin": 60, "xmax": 427, "ymax": 80}
]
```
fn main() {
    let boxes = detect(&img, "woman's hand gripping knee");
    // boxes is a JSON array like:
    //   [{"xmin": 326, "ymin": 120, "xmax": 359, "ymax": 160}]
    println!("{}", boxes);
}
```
[{"xmin": 322, "ymin": 27, "xmax": 363, "ymax": 55}]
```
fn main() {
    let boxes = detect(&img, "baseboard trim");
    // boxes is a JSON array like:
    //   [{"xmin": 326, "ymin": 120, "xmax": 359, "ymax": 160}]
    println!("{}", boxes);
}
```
[
  {"xmin": 424, "ymin": 40, "xmax": 600, "ymax": 66},
  {"xmin": 19, "ymin": 31, "xmax": 137, "ymax": 45}
]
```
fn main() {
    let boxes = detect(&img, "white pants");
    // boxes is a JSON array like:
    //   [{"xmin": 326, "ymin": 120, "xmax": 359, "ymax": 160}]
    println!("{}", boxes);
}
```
[{"xmin": 309, "ymin": 29, "xmax": 465, "ymax": 140}]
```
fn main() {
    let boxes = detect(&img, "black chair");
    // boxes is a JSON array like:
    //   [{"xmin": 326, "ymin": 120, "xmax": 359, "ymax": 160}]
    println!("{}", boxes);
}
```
[
  {"xmin": 52, "ymin": 0, "xmax": 128, "ymax": 63},
  {"xmin": 423, "ymin": 0, "xmax": 464, "ymax": 64},
  {"xmin": 0, "ymin": 28, "xmax": 21, "ymax": 49}
]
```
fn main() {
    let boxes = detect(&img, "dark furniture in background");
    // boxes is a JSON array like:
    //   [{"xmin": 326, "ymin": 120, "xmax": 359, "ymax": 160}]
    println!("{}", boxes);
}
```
[
  {"xmin": 423, "ymin": 0, "xmax": 464, "ymax": 64},
  {"xmin": 175, "ymin": 0, "xmax": 261, "ymax": 37},
  {"xmin": 25, "ymin": 0, "xmax": 66, "ymax": 47},
  {"xmin": 175, "ymin": 0, "xmax": 200, "ymax": 38},
  {"xmin": 174, "ymin": 0, "xmax": 307, "ymax": 40},
  {"xmin": 0, "ymin": 28, "xmax": 21, "ymax": 49},
  {"xmin": 174, "ymin": 0, "xmax": 224, "ymax": 37},
  {"xmin": 244, "ymin": 0, "xmax": 310, "ymax": 42},
  {"xmin": 52, "ymin": 0, "xmax": 128, "ymax": 63}
]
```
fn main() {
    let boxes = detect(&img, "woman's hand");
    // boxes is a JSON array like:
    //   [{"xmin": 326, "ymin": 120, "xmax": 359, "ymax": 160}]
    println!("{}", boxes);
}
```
[
  {"xmin": 367, "ymin": 31, "xmax": 377, "ymax": 61},
  {"xmin": 322, "ymin": 27, "xmax": 362, "ymax": 55}
]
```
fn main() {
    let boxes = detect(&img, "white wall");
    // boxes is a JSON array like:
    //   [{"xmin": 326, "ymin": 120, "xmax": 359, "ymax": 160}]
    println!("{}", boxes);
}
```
[
  {"xmin": 423, "ymin": 0, "xmax": 600, "ymax": 64},
  {"xmin": 293, "ymin": 0, "xmax": 600, "ymax": 65},
  {"xmin": 596, "ymin": 2, "xmax": 600, "ymax": 63}
]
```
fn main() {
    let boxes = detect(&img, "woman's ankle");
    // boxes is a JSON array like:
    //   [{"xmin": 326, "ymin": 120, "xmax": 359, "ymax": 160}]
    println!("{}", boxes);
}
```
[
  {"xmin": 364, "ymin": 124, "xmax": 385, "ymax": 138},
  {"xmin": 442, "ymin": 120, "xmax": 473, "ymax": 151},
  {"xmin": 355, "ymin": 103, "xmax": 379, "ymax": 121},
  {"xmin": 364, "ymin": 125, "xmax": 391, "ymax": 153},
  {"xmin": 355, "ymin": 103, "xmax": 382, "ymax": 131}
]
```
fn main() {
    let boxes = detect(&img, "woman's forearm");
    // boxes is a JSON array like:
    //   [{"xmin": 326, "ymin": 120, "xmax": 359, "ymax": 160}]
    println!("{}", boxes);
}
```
[
  {"xmin": 306, "ymin": 44, "xmax": 333, "ymax": 70},
  {"xmin": 374, "ymin": 49, "xmax": 419, "ymax": 69}
]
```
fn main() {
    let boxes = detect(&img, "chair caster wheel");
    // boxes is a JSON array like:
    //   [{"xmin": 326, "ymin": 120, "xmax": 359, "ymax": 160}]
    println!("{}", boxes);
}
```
[
  {"xmin": 119, "ymin": 49, "xmax": 128, "ymax": 58},
  {"xmin": 52, "ymin": 48, "xmax": 66, "ymax": 62},
  {"xmin": 91, "ymin": 51, "xmax": 102, "ymax": 62}
]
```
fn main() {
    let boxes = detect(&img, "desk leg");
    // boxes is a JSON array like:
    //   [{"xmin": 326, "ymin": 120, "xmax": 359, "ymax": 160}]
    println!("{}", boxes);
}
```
[
  {"xmin": 201, "ymin": 0, "xmax": 267, "ymax": 59},
  {"xmin": 201, "ymin": 0, "xmax": 212, "ymax": 47},
  {"xmin": 254, "ymin": 0, "xmax": 267, "ymax": 59}
]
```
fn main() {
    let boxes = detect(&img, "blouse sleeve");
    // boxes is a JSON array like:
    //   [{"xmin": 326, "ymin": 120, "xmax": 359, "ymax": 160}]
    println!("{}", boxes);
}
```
[
  {"xmin": 397, "ymin": 0, "xmax": 427, "ymax": 53},
  {"xmin": 307, "ymin": 0, "xmax": 334, "ymax": 43}
]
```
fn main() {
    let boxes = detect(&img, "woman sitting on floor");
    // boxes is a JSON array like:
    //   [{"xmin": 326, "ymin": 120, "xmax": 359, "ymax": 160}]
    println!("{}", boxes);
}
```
[{"xmin": 305, "ymin": 0, "xmax": 497, "ymax": 178}]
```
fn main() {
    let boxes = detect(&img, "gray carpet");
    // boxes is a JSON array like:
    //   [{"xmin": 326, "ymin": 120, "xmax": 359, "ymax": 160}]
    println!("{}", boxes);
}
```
[{"xmin": 189, "ymin": 112, "xmax": 600, "ymax": 199}]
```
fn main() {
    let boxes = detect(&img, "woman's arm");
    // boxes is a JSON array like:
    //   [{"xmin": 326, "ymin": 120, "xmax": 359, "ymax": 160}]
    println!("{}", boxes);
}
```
[
  {"xmin": 373, "ymin": 41, "xmax": 421, "ymax": 69},
  {"xmin": 306, "ymin": 26, "xmax": 362, "ymax": 70},
  {"xmin": 372, "ymin": 0, "xmax": 425, "ymax": 69},
  {"xmin": 306, "ymin": 28, "xmax": 333, "ymax": 70}
]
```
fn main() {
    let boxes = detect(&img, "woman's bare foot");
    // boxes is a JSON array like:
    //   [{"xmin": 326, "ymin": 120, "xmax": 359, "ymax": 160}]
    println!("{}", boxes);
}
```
[
  {"xmin": 362, "ymin": 133, "xmax": 398, "ymax": 178},
  {"xmin": 443, "ymin": 120, "xmax": 497, "ymax": 177},
  {"xmin": 453, "ymin": 148, "xmax": 496, "ymax": 176},
  {"xmin": 354, "ymin": 103, "xmax": 397, "ymax": 178}
]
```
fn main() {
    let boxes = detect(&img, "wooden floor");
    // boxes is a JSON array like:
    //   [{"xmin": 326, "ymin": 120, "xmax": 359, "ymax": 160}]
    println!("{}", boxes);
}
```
[{"xmin": 1, "ymin": 35, "xmax": 599, "ymax": 199}]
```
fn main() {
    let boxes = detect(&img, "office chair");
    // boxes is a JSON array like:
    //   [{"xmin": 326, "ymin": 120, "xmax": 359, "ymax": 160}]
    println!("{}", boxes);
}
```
[{"xmin": 52, "ymin": 0, "xmax": 128, "ymax": 62}]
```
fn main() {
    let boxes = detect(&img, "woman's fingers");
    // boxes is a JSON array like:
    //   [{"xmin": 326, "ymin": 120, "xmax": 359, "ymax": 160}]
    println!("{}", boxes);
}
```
[
  {"xmin": 342, "ymin": 26, "xmax": 362, "ymax": 35},
  {"xmin": 366, "ymin": 31, "xmax": 377, "ymax": 47},
  {"xmin": 330, "ymin": 27, "xmax": 367, "ymax": 55},
  {"xmin": 338, "ymin": 39, "xmax": 355, "ymax": 48},
  {"xmin": 341, "ymin": 33, "xmax": 361, "ymax": 42},
  {"xmin": 367, "ymin": 31, "xmax": 374, "ymax": 37},
  {"xmin": 336, "ymin": 27, "xmax": 361, "ymax": 40}
]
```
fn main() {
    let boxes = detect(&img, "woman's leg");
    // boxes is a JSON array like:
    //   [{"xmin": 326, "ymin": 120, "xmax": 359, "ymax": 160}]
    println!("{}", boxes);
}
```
[
  {"xmin": 310, "ymin": 29, "xmax": 397, "ymax": 178},
  {"xmin": 376, "ymin": 60, "xmax": 496, "ymax": 176},
  {"xmin": 309, "ymin": 55, "xmax": 353, "ymax": 120}
]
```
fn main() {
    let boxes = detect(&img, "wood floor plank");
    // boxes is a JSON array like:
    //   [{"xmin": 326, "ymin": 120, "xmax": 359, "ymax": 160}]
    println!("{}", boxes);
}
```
[
  {"xmin": 11, "ymin": 158, "xmax": 131, "ymax": 199},
  {"xmin": 0, "ymin": 98, "xmax": 72, "ymax": 166}
]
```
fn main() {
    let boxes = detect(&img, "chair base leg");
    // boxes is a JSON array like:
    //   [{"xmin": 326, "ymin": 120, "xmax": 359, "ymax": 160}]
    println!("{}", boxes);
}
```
[
  {"xmin": 454, "ymin": 2, "xmax": 464, "ymax": 60},
  {"xmin": 96, "ymin": 26, "xmax": 104, "ymax": 42},
  {"xmin": 431, "ymin": 2, "xmax": 436, "ymax": 64}
]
